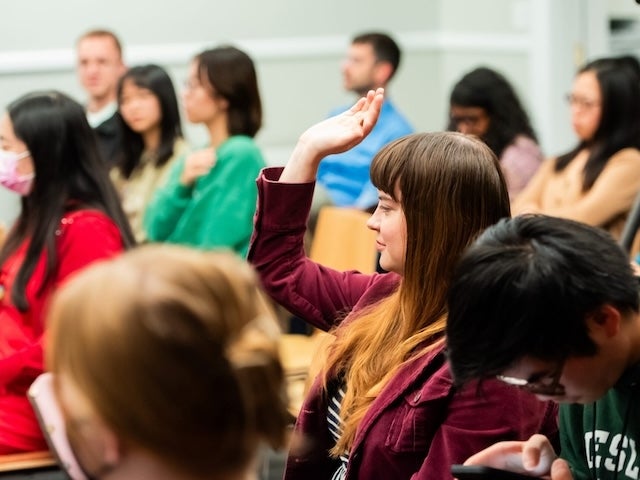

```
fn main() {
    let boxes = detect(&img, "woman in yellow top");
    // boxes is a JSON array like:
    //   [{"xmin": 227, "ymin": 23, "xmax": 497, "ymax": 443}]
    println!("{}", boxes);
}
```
[
  {"xmin": 513, "ymin": 56, "xmax": 640, "ymax": 239},
  {"xmin": 111, "ymin": 64, "xmax": 188, "ymax": 242}
]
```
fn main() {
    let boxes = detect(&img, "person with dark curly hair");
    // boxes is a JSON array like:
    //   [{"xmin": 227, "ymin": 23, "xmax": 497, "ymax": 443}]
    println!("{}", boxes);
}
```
[{"xmin": 449, "ymin": 66, "xmax": 542, "ymax": 201}]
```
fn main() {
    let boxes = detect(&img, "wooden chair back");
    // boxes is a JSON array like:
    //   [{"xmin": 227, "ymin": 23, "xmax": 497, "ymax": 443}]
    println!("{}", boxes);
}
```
[{"xmin": 309, "ymin": 206, "xmax": 377, "ymax": 273}]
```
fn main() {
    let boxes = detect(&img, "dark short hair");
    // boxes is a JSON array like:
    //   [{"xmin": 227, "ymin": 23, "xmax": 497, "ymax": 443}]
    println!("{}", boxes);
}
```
[
  {"xmin": 448, "ymin": 66, "xmax": 537, "ymax": 158},
  {"xmin": 446, "ymin": 215, "xmax": 639, "ymax": 386},
  {"xmin": 352, "ymin": 32, "xmax": 401, "ymax": 80},
  {"xmin": 195, "ymin": 46, "xmax": 262, "ymax": 138}
]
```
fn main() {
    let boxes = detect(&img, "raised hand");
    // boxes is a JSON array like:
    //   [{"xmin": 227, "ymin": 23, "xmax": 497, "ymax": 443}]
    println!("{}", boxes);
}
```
[{"xmin": 281, "ymin": 88, "xmax": 384, "ymax": 183}]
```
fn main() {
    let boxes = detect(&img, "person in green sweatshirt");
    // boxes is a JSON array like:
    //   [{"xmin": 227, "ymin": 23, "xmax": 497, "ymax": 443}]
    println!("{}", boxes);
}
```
[
  {"xmin": 445, "ymin": 214, "xmax": 640, "ymax": 480},
  {"xmin": 144, "ymin": 46, "xmax": 264, "ymax": 256}
]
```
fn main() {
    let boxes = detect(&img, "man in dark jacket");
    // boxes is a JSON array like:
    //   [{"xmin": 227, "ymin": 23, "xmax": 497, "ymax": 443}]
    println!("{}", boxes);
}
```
[{"xmin": 76, "ymin": 29, "xmax": 127, "ymax": 166}]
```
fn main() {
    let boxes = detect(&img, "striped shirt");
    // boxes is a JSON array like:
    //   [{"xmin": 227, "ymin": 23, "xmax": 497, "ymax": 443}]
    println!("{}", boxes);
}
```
[{"xmin": 328, "ymin": 385, "xmax": 349, "ymax": 480}]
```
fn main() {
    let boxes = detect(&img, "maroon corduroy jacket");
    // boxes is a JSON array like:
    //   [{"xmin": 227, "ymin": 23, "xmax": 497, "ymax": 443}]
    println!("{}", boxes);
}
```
[{"xmin": 248, "ymin": 167, "xmax": 558, "ymax": 480}]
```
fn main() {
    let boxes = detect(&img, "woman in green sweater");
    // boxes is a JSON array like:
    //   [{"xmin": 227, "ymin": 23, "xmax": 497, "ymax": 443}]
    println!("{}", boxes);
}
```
[{"xmin": 144, "ymin": 46, "xmax": 265, "ymax": 256}]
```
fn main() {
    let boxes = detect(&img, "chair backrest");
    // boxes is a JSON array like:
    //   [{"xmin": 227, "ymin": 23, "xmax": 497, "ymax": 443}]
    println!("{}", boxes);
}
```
[
  {"xmin": 309, "ymin": 206, "xmax": 378, "ymax": 273},
  {"xmin": 304, "ymin": 207, "xmax": 377, "ymax": 413}
]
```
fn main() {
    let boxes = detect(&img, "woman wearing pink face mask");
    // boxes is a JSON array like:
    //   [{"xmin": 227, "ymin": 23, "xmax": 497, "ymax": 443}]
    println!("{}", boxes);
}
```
[
  {"xmin": 0, "ymin": 150, "xmax": 33, "ymax": 195},
  {"xmin": 0, "ymin": 90, "xmax": 134, "ymax": 453}
]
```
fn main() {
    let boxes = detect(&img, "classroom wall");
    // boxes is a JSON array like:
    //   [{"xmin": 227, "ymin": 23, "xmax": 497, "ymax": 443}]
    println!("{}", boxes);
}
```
[{"xmin": 0, "ymin": 0, "xmax": 627, "ymax": 225}]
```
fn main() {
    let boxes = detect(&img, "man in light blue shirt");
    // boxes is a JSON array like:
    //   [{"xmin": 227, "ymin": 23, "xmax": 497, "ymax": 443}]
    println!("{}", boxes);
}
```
[{"xmin": 316, "ymin": 32, "xmax": 413, "ymax": 211}]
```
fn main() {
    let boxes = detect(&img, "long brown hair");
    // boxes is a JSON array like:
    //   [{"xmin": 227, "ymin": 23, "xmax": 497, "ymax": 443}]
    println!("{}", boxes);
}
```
[
  {"xmin": 324, "ymin": 132, "xmax": 511, "ymax": 454},
  {"xmin": 47, "ymin": 245, "xmax": 289, "ymax": 478}
]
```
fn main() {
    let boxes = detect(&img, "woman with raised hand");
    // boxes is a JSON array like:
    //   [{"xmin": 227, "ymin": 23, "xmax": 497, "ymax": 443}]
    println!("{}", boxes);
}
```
[{"xmin": 248, "ymin": 89, "xmax": 558, "ymax": 479}]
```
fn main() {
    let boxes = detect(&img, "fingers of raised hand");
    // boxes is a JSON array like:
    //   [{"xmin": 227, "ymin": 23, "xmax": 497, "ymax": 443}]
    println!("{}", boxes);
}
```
[
  {"xmin": 349, "ymin": 88, "xmax": 384, "ymax": 115},
  {"xmin": 349, "ymin": 96, "xmax": 368, "ymax": 115}
]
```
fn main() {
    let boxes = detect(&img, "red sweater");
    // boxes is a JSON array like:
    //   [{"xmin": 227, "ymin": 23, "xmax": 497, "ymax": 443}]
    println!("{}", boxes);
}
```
[
  {"xmin": 249, "ymin": 167, "xmax": 559, "ymax": 480},
  {"xmin": 0, "ymin": 209, "xmax": 124, "ymax": 453}
]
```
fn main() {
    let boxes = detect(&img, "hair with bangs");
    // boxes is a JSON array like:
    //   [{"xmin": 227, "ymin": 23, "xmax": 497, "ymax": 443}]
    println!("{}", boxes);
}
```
[
  {"xmin": 323, "ymin": 131, "xmax": 511, "ymax": 454},
  {"xmin": 115, "ymin": 64, "xmax": 183, "ymax": 178},
  {"xmin": 46, "ymin": 245, "xmax": 289, "ymax": 478}
]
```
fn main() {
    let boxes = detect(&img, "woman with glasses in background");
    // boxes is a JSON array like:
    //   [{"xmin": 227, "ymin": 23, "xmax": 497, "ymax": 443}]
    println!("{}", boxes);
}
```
[
  {"xmin": 512, "ymin": 55, "xmax": 640, "ymax": 240},
  {"xmin": 448, "ymin": 66, "xmax": 542, "ymax": 201}
]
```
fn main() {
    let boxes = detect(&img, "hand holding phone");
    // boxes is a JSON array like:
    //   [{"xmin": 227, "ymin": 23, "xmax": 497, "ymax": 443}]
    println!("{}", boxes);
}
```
[{"xmin": 452, "ymin": 464, "xmax": 540, "ymax": 480}]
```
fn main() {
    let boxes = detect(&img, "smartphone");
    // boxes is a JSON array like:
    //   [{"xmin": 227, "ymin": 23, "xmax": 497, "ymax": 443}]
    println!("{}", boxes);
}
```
[
  {"xmin": 451, "ymin": 464, "xmax": 539, "ymax": 480},
  {"xmin": 28, "ymin": 373, "xmax": 89, "ymax": 480}
]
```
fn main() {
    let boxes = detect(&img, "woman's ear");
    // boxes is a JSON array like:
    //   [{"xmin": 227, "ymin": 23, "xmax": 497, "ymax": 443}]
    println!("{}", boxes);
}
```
[{"xmin": 216, "ymin": 96, "xmax": 230, "ymax": 112}]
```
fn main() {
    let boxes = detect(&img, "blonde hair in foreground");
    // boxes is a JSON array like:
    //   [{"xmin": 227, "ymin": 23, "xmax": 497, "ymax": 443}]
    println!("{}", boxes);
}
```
[
  {"xmin": 46, "ymin": 245, "xmax": 289, "ymax": 478},
  {"xmin": 324, "ymin": 131, "xmax": 511, "ymax": 455}
]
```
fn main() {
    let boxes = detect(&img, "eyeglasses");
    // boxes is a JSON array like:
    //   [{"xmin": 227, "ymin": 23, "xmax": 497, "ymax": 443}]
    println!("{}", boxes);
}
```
[
  {"xmin": 183, "ymin": 78, "xmax": 202, "ymax": 92},
  {"xmin": 496, "ymin": 359, "xmax": 565, "ymax": 396},
  {"xmin": 565, "ymin": 93, "xmax": 600, "ymax": 110},
  {"xmin": 450, "ymin": 113, "xmax": 487, "ymax": 127}
]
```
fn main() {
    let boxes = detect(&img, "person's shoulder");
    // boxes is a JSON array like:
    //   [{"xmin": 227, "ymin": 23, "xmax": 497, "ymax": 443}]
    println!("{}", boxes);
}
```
[
  {"xmin": 610, "ymin": 147, "xmax": 640, "ymax": 163},
  {"xmin": 91, "ymin": 104, "xmax": 120, "ymax": 133},
  {"xmin": 379, "ymin": 99, "xmax": 414, "ymax": 134},
  {"xmin": 221, "ymin": 135, "xmax": 260, "ymax": 152},
  {"xmin": 172, "ymin": 137, "xmax": 191, "ymax": 158},
  {"xmin": 63, "ymin": 208, "xmax": 110, "ymax": 221},
  {"xmin": 61, "ymin": 209, "xmax": 117, "ymax": 231},
  {"xmin": 559, "ymin": 401, "xmax": 586, "ymax": 419},
  {"xmin": 380, "ymin": 341, "xmax": 452, "ymax": 401},
  {"xmin": 94, "ymin": 114, "xmax": 120, "ymax": 135},
  {"xmin": 369, "ymin": 271, "xmax": 402, "ymax": 292},
  {"xmin": 503, "ymin": 135, "xmax": 543, "ymax": 159},
  {"xmin": 219, "ymin": 136, "xmax": 265, "ymax": 163},
  {"xmin": 109, "ymin": 165, "xmax": 125, "ymax": 186},
  {"xmin": 511, "ymin": 135, "xmax": 540, "ymax": 150},
  {"xmin": 56, "ymin": 209, "xmax": 120, "ymax": 246}
]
